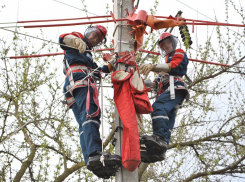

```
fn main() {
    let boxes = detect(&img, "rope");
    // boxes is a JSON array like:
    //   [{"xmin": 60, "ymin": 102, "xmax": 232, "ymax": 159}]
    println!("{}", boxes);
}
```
[{"xmin": 100, "ymin": 80, "xmax": 105, "ymax": 166}]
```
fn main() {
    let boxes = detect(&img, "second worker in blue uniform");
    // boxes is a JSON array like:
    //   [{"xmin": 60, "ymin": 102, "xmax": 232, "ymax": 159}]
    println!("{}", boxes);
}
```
[{"xmin": 139, "ymin": 32, "xmax": 189, "ymax": 163}]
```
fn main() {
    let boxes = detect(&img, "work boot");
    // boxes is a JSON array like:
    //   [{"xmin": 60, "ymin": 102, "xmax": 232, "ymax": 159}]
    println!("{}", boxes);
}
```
[
  {"xmin": 140, "ymin": 149, "xmax": 166, "ymax": 163},
  {"xmin": 87, "ymin": 151, "xmax": 121, "ymax": 179},
  {"xmin": 140, "ymin": 134, "xmax": 168, "ymax": 151}
]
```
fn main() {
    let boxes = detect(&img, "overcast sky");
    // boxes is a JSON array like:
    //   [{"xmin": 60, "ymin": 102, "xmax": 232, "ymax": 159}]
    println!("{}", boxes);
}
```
[{"xmin": 1, "ymin": 0, "xmax": 244, "ymax": 42}]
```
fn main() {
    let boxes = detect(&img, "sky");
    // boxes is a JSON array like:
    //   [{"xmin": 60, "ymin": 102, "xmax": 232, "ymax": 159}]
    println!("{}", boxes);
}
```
[
  {"xmin": 1, "ymin": 0, "xmax": 244, "ymax": 63},
  {"xmin": 1, "ymin": 0, "xmax": 244, "ymax": 41},
  {"xmin": 0, "ymin": 0, "xmax": 244, "ymax": 56}
]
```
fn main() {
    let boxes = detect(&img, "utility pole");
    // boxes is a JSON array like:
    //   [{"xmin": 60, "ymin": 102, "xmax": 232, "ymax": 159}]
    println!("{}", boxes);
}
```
[{"xmin": 113, "ymin": 0, "xmax": 139, "ymax": 181}]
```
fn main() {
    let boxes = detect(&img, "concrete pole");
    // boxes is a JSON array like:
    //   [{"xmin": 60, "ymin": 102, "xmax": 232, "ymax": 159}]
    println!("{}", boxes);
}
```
[{"xmin": 113, "ymin": 0, "xmax": 139, "ymax": 181}]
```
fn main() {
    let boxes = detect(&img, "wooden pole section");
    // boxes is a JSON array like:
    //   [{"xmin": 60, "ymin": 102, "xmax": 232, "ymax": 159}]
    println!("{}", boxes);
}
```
[{"xmin": 113, "ymin": 0, "xmax": 139, "ymax": 181}]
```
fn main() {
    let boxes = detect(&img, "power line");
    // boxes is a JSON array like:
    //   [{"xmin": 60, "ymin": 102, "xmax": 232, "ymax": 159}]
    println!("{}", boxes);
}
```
[
  {"xmin": 53, "ymin": 0, "xmax": 98, "ymax": 16},
  {"xmin": 0, "ymin": 27, "xmax": 59, "ymax": 45},
  {"xmin": 176, "ymin": 0, "xmax": 215, "ymax": 21}
]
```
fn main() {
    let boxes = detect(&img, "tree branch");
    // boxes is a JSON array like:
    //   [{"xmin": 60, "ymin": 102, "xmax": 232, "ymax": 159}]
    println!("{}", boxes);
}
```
[
  {"xmin": 13, "ymin": 145, "xmax": 37, "ymax": 182},
  {"xmin": 183, "ymin": 154, "xmax": 245, "ymax": 182}
]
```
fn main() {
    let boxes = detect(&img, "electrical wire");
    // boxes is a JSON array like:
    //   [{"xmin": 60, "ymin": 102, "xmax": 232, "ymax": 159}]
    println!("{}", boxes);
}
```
[
  {"xmin": 53, "ymin": 0, "xmax": 98, "ymax": 16},
  {"xmin": 176, "ymin": 0, "xmax": 215, "ymax": 21}
]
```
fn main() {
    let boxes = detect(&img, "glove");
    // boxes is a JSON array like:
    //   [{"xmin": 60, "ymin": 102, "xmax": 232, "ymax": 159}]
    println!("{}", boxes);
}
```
[
  {"xmin": 63, "ymin": 35, "xmax": 86, "ymax": 53},
  {"xmin": 144, "ymin": 79, "xmax": 153, "ymax": 88},
  {"xmin": 139, "ymin": 64, "xmax": 153, "ymax": 75},
  {"xmin": 107, "ymin": 58, "xmax": 116, "ymax": 73},
  {"xmin": 92, "ymin": 70, "xmax": 102, "ymax": 80},
  {"xmin": 144, "ymin": 79, "xmax": 157, "ymax": 88},
  {"xmin": 73, "ymin": 38, "xmax": 86, "ymax": 53}
]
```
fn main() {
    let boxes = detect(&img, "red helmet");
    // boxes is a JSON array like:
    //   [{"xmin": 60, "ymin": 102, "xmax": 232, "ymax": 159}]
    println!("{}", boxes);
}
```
[
  {"xmin": 158, "ymin": 32, "xmax": 172, "ymax": 43},
  {"xmin": 158, "ymin": 32, "xmax": 179, "ymax": 57},
  {"xmin": 84, "ymin": 24, "xmax": 107, "ymax": 48},
  {"xmin": 94, "ymin": 24, "xmax": 107, "ymax": 40}
]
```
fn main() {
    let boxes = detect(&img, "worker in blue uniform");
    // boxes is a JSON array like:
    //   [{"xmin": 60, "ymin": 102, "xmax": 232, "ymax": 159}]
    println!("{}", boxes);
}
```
[
  {"xmin": 139, "ymin": 32, "xmax": 189, "ymax": 163},
  {"xmin": 59, "ymin": 25, "xmax": 119, "ymax": 179}
]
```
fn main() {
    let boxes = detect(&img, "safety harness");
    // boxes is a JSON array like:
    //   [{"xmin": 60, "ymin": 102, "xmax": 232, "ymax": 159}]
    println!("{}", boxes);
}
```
[
  {"xmin": 64, "ymin": 56, "xmax": 101, "ymax": 118},
  {"xmin": 156, "ymin": 74, "xmax": 190, "ymax": 102}
]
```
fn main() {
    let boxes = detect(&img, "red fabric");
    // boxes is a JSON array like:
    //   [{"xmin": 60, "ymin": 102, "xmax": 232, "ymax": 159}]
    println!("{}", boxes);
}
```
[
  {"xmin": 111, "ymin": 70, "xmax": 140, "ymax": 172},
  {"xmin": 111, "ymin": 70, "xmax": 153, "ymax": 172},
  {"xmin": 86, "ymin": 77, "xmax": 100, "ymax": 118},
  {"xmin": 130, "ymin": 73, "xmax": 153, "ymax": 114}
]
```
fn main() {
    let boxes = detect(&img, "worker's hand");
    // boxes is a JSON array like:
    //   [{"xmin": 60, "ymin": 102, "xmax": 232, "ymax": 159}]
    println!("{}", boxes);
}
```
[
  {"xmin": 144, "ymin": 79, "xmax": 156, "ymax": 91},
  {"xmin": 63, "ymin": 35, "xmax": 86, "ymax": 53},
  {"xmin": 144, "ymin": 79, "xmax": 153, "ymax": 88},
  {"xmin": 139, "ymin": 64, "xmax": 153, "ymax": 75},
  {"xmin": 107, "ymin": 58, "xmax": 116, "ymax": 72},
  {"xmin": 73, "ymin": 38, "xmax": 86, "ymax": 54}
]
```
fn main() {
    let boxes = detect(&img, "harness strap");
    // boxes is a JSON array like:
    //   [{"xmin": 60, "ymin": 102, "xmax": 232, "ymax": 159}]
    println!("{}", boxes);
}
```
[
  {"xmin": 157, "ymin": 75, "xmax": 184, "ymax": 97},
  {"xmin": 169, "ymin": 76, "xmax": 175, "ymax": 99},
  {"xmin": 66, "ymin": 65, "xmax": 89, "ymax": 77},
  {"xmin": 64, "ymin": 57, "xmax": 75, "ymax": 88},
  {"xmin": 68, "ymin": 80, "xmax": 88, "ymax": 93},
  {"xmin": 86, "ymin": 77, "xmax": 100, "ymax": 118},
  {"xmin": 166, "ymin": 84, "xmax": 190, "ymax": 102},
  {"xmin": 66, "ymin": 78, "xmax": 100, "ymax": 118},
  {"xmin": 66, "ymin": 97, "xmax": 76, "ymax": 108}
]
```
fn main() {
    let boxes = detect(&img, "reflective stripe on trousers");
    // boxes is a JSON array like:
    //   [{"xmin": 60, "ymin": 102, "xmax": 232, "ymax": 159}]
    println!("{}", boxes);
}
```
[
  {"xmin": 71, "ymin": 86, "xmax": 102, "ymax": 165},
  {"xmin": 151, "ymin": 89, "xmax": 186, "ymax": 146}
]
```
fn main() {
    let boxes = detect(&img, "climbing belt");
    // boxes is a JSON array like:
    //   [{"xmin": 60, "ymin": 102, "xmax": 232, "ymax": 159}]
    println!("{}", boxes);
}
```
[{"xmin": 64, "ymin": 56, "xmax": 101, "ymax": 118}]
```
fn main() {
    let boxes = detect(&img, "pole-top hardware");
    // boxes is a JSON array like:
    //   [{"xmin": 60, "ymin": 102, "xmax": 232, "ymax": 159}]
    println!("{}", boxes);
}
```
[{"xmin": 115, "ymin": 126, "xmax": 123, "ymax": 132}]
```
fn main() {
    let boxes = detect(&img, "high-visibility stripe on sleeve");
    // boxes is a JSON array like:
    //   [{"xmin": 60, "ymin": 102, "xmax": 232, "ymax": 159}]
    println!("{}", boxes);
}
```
[
  {"xmin": 170, "ymin": 49, "xmax": 185, "ymax": 68},
  {"xmin": 174, "ymin": 52, "xmax": 185, "ymax": 56}
]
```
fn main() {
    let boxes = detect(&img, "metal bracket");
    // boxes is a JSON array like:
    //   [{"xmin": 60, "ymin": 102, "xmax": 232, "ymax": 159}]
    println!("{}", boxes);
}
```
[
  {"xmin": 112, "ymin": 138, "xmax": 117, "ymax": 147},
  {"xmin": 115, "ymin": 126, "xmax": 123, "ymax": 132}
]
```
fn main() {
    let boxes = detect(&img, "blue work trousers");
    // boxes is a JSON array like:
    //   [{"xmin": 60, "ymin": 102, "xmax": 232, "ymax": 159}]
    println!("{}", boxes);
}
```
[
  {"xmin": 151, "ymin": 89, "xmax": 186, "ymax": 146},
  {"xmin": 71, "ymin": 86, "xmax": 102, "ymax": 165}
]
